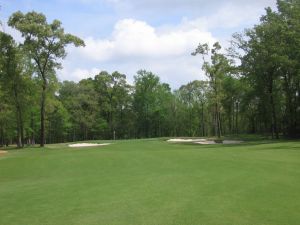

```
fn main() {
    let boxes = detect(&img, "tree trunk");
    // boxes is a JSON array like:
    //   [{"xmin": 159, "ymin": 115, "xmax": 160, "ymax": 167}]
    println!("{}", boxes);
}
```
[
  {"xmin": 268, "ymin": 74, "xmax": 279, "ymax": 139},
  {"xmin": 283, "ymin": 73, "xmax": 296, "ymax": 137},
  {"xmin": 201, "ymin": 103, "xmax": 205, "ymax": 136},
  {"xmin": 48, "ymin": 119, "xmax": 51, "ymax": 144},
  {"xmin": 217, "ymin": 105, "xmax": 222, "ymax": 138},
  {"xmin": 214, "ymin": 104, "xmax": 218, "ymax": 137},
  {"xmin": 17, "ymin": 103, "xmax": 24, "ymax": 148},
  {"xmin": 218, "ymin": 111, "xmax": 222, "ymax": 138},
  {"xmin": 13, "ymin": 81, "xmax": 24, "ymax": 148},
  {"xmin": 40, "ymin": 79, "xmax": 47, "ymax": 147},
  {"xmin": 215, "ymin": 103, "xmax": 221, "ymax": 138},
  {"xmin": 270, "ymin": 93, "xmax": 279, "ymax": 139},
  {"xmin": 189, "ymin": 108, "xmax": 192, "ymax": 136},
  {"xmin": 16, "ymin": 111, "xmax": 21, "ymax": 148},
  {"xmin": 228, "ymin": 101, "xmax": 232, "ymax": 134},
  {"xmin": 237, "ymin": 105, "xmax": 239, "ymax": 134},
  {"xmin": 16, "ymin": 109, "xmax": 24, "ymax": 148},
  {"xmin": 0, "ymin": 126, "xmax": 3, "ymax": 147},
  {"xmin": 30, "ymin": 112, "xmax": 35, "ymax": 145}
]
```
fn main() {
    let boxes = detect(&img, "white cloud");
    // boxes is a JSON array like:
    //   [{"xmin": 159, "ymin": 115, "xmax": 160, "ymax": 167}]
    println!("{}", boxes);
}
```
[
  {"xmin": 60, "ymin": 17, "xmax": 216, "ymax": 87},
  {"xmin": 4, "ymin": 0, "xmax": 277, "ymax": 89},
  {"xmin": 78, "ymin": 18, "xmax": 216, "ymax": 62},
  {"xmin": 59, "ymin": 67, "xmax": 102, "ymax": 81},
  {"xmin": 58, "ymin": 0, "xmax": 277, "ymax": 89},
  {"xmin": 1, "ymin": 20, "xmax": 23, "ymax": 43}
]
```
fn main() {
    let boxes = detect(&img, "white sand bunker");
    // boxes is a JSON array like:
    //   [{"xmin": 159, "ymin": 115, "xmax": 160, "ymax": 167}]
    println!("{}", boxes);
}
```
[
  {"xmin": 194, "ymin": 140, "xmax": 216, "ymax": 145},
  {"xmin": 167, "ymin": 139, "xmax": 207, "ymax": 143},
  {"xmin": 195, "ymin": 140, "xmax": 244, "ymax": 145},
  {"xmin": 68, "ymin": 143, "xmax": 111, "ymax": 148},
  {"xmin": 167, "ymin": 138, "xmax": 243, "ymax": 145}
]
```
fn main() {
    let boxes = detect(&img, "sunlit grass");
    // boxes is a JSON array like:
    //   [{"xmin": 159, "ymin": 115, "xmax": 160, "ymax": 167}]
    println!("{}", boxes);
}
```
[{"xmin": 0, "ymin": 139, "xmax": 299, "ymax": 225}]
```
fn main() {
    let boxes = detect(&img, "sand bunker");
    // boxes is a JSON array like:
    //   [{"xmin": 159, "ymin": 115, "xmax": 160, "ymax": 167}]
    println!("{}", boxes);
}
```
[
  {"xmin": 167, "ymin": 139, "xmax": 207, "ymax": 143},
  {"xmin": 0, "ymin": 150, "xmax": 8, "ymax": 156},
  {"xmin": 194, "ymin": 140, "xmax": 216, "ymax": 145},
  {"xmin": 195, "ymin": 140, "xmax": 244, "ymax": 145},
  {"xmin": 167, "ymin": 138, "xmax": 243, "ymax": 145},
  {"xmin": 68, "ymin": 143, "xmax": 111, "ymax": 148}
]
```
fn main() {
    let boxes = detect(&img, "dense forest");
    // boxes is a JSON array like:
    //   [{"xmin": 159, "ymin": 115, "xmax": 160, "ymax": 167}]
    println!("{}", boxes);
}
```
[{"xmin": 0, "ymin": 0, "xmax": 299, "ymax": 147}]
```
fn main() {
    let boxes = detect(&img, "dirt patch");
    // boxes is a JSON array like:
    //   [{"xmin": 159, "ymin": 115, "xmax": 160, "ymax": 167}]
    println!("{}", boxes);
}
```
[
  {"xmin": 68, "ymin": 143, "xmax": 111, "ymax": 148},
  {"xmin": 0, "ymin": 150, "xmax": 8, "ymax": 156}
]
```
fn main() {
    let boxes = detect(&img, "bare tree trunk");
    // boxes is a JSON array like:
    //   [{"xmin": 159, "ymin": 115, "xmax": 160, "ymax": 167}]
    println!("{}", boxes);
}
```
[
  {"xmin": 283, "ymin": 73, "xmax": 296, "ymax": 137},
  {"xmin": 15, "ymin": 108, "xmax": 22, "ymax": 148},
  {"xmin": 237, "ymin": 106, "xmax": 239, "ymax": 134},
  {"xmin": 40, "ymin": 79, "xmax": 46, "ymax": 147},
  {"xmin": 13, "ymin": 81, "xmax": 24, "ymax": 148},
  {"xmin": 0, "ymin": 126, "xmax": 3, "ymax": 147},
  {"xmin": 30, "ymin": 112, "xmax": 35, "ymax": 145},
  {"xmin": 201, "ymin": 103, "xmax": 205, "ymax": 136},
  {"xmin": 189, "ymin": 107, "xmax": 192, "ymax": 136},
  {"xmin": 16, "ymin": 128, "xmax": 21, "ymax": 148},
  {"xmin": 228, "ymin": 100, "xmax": 232, "ymax": 134},
  {"xmin": 16, "ymin": 110, "xmax": 24, "ymax": 148},
  {"xmin": 214, "ymin": 104, "xmax": 217, "ymax": 137},
  {"xmin": 48, "ymin": 119, "xmax": 51, "ymax": 144},
  {"xmin": 270, "ymin": 93, "xmax": 279, "ymax": 139},
  {"xmin": 20, "ymin": 114, "xmax": 24, "ymax": 147},
  {"xmin": 218, "ymin": 110, "xmax": 222, "ymax": 138},
  {"xmin": 268, "ymin": 73, "xmax": 279, "ymax": 139},
  {"xmin": 217, "ymin": 104, "xmax": 221, "ymax": 138},
  {"xmin": 214, "ymin": 103, "xmax": 221, "ymax": 138}
]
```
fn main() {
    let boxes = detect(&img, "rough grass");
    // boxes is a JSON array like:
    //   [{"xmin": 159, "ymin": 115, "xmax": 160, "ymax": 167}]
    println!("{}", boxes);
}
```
[{"xmin": 0, "ymin": 139, "xmax": 299, "ymax": 225}]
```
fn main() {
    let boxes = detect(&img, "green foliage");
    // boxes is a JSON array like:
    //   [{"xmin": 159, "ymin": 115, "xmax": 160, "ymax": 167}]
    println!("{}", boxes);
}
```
[
  {"xmin": 176, "ymin": 80, "xmax": 209, "ymax": 136},
  {"xmin": 133, "ymin": 70, "xmax": 173, "ymax": 138},
  {"xmin": 0, "ymin": 32, "xmax": 34, "ymax": 147},
  {"xmin": 8, "ymin": 11, "xmax": 85, "ymax": 63},
  {"xmin": 1, "ymin": 2, "xmax": 300, "ymax": 145},
  {"xmin": 231, "ymin": 0, "xmax": 300, "ymax": 138},
  {"xmin": 8, "ymin": 11, "xmax": 85, "ymax": 147},
  {"xmin": 192, "ymin": 42, "xmax": 234, "ymax": 138}
]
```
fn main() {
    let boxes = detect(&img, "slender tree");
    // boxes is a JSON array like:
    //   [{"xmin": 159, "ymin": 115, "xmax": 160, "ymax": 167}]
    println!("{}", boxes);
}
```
[
  {"xmin": 0, "ymin": 32, "xmax": 31, "ymax": 147},
  {"xmin": 8, "ymin": 11, "xmax": 85, "ymax": 147},
  {"xmin": 192, "ymin": 42, "xmax": 232, "ymax": 138}
]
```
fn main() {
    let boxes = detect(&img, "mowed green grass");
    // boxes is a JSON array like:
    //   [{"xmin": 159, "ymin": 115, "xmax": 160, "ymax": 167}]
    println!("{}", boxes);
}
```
[{"xmin": 0, "ymin": 139, "xmax": 299, "ymax": 225}]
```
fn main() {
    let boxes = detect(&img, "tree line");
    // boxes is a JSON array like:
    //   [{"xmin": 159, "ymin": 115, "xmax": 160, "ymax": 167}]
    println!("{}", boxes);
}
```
[{"xmin": 0, "ymin": 0, "xmax": 299, "ymax": 147}]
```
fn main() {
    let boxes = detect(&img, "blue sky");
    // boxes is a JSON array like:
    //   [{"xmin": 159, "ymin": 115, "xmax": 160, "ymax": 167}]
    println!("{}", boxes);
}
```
[{"xmin": 1, "ymin": 0, "xmax": 277, "ymax": 88}]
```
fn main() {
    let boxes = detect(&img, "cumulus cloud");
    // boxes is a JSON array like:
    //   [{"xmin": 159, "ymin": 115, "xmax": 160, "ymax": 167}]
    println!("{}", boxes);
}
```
[
  {"xmin": 57, "ymin": 0, "xmax": 277, "ymax": 88},
  {"xmin": 78, "ymin": 18, "xmax": 216, "ymax": 62},
  {"xmin": 60, "ymin": 17, "xmax": 217, "ymax": 87},
  {"xmin": 60, "ymin": 67, "xmax": 103, "ymax": 81},
  {"xmin": 4, "ymin": 0, "xmax": 277, "ymax": 89}
]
